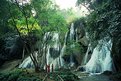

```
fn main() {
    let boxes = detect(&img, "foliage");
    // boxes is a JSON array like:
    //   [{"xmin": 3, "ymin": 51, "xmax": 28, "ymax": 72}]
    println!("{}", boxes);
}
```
[
  {"xmin": 65, "ymin": 40, "xmax": 84, "ymax": 56},
  {"xmin": 0, "ymin": 0, "xmax": 90, "ymax": 72},
  {"xmin": 77, "ymin": 0, "xmax": 91, "ymax": 5},
  {"xmin": 73, "ymin": 17, "xmax": 86, "ymax": 30},
  {"xmin": 0, "ymin": 69, "xmax": 80, "ymax": 81},
  {"xmin": 49, "ymin": 71, "xmax": 79, "ymax": 81},
  {"xmin": 0, "ymin": 69, "xmax": 42, "ymax": 81},
  {"xmin": 89, "ymin": 0, "xmax": 119, "ymax": 35},
  {"xmin": 0, "ymin": 0, "xmax": 16, "ymax": 37},
  {"xmin": 7, "ymin": 1, "xmax": 40, "ymax": 36},
  {"xmin": 77, "ymin": 0, "xmax": 112, "ymax": 12},
  {"xmin": 76, "ymin": 0, "xmax": 121, "ymax": 50}
]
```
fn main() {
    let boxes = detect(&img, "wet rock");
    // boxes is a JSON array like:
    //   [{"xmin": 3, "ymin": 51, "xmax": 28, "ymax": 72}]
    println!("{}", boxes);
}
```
[
  {"xmin": 79, "ymin": 36, "xmax": 89, "ymax": 46},
  {"xmin": 63, "ymin": 54, "xmax": 82, "ymax": 68},
  {"xmin": 110, "ymin": 72, "xmax": 121, "ymax": 81},
  {"xmin": 102, "ymin": 71, "xmax": 113, "ymax": 75},
  {"xmin": 62, "ymin": 55, "xmax": 70, "ymax": 63},
  {"xmin": 74, "ymin": 53, "xmax": 83, "ymax": 66},
  {"xmin": 0, "ymin": 35, "xmax": 38, "ymax": 67},
  {"xmin": 5, "ymin": 36, "xmax": 24, "ymax": 60},
  {"xmin": 76, "ymin": 66, "xmax": 86, "ymax": 71},
  {"xmin": 112, "ymin": 34, "xmax": 121, "ymax": 72},
  {"xmin": 79, "ymin": 74, "xmax": 111, "ymax": 81},
  {"xmin": 49, "ymin": 48, "xmax": 60, "ymax": 58},
  {"xmin": 0, "ymin": 58, "xmax": 5, "ymax": 67}
]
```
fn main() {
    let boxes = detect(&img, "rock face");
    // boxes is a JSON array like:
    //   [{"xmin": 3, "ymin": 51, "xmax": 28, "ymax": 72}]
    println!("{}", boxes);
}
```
[
  {"xmin": 7, "ymin": 36, "xmax": 24, "ymax": 58},
  {"xmin": 112, "ymin": 33, "xmax": 121, "ymax": 72},
  {"xmin": 76, "ymin": 66, "xmax": 86, "ymax": 71},
  {"xmin": 0, "ymin": 39, "xmax": 6, "ymax": 66},
  {"xmin": 0, "ymin": 36, "xmax": 24, "ymax": 66},
  {"xmin": 102, "ymin": 71, "xmax": 112, "ymax": 75},
  {"xmin": 79, "ymin": 36, "xmax": 89, "ymax": 46},
  {"xmin": 0, "ymin": 35, "xmax": 37, "ymax": 67},
  {"xmin": 0, "ymin": 36, "xmax": 21, "ymax": 66},
  {"xmin": 62, "ymin": 53, "xmax": 83, "ymax": 67}
]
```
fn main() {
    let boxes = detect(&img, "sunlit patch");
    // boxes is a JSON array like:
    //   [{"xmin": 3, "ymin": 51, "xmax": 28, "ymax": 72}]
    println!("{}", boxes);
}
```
[
  {"xmin": 55, "ymin": 0, "xmax": 77, "ymax": 9},
  {"xmin": 54, "ymin": 0, "xmax": 89, "ymax": 17},
  {"xmin": 16, "ymin": 0, "xmax": 31, "ymax": 5}
]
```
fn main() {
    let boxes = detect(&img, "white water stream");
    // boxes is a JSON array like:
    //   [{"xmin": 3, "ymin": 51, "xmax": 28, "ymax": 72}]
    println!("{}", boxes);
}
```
[
  {"xmin": 19, "ymin": 23, "xmax": 76, "ymax": 70},
  {"xmin": 19, "ymin": 22, "xmax": 113, "ymax": 74},
  {"xmin": 84, "ymin": 38, "xmax": 112, "ymax": 73}
]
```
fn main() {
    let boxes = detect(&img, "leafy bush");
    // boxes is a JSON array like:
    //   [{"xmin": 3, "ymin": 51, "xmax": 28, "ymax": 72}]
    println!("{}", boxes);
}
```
[
  {"xmin": 0, "ymin": 69, "xmax": 42, "ymax": 81},
  {"xmin": 49, "ymin": 71, "xmax": 79, "ymax": 81}
]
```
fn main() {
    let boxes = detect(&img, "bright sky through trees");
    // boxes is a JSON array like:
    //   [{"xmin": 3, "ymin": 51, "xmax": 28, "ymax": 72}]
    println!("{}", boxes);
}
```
[
  {"xmin": 55, "ymin": 0, "xmax": 89, "ymax": 17},
  {"xmin": 55, "ymin": 0, "xmax": 77, "ymax": 9}
]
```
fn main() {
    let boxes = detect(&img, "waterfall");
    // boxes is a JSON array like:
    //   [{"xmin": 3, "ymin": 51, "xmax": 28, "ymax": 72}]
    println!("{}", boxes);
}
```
[
  {"xmin": 49, "ymin": 32, "xmax": 69, "ymax": 70},
  {"xmin": 60, "ymin": 44, "xmax": 66, "ymax": 67},
  {"xmin": 70, "ymin": 23, "xmax": 74, "ymax": 40},
  {"xmin": 19, "ymin": 23, "xmax": 78, "ymax": 70},
  {"xmin": 81, "ymin": 32, "xmax": 91, "ymax": 65},
  {"xmin": 60, "ymin": 32, "xmax": 68, "ymax": 67},
  {"xmin": 52, "ymin": 33, "xmax": 59, "ymax": 50},
  {"xmin": 19, "ymin": 51, "xmax": 38, "ymax": 68},
  {"xmin": 85, "ymin": 38, "xmax": 112, "ymax": 73},
  {"xmin": 19, "ymin": 21, "xmax": 113, "ymax": 73},
  {"xmin": 69, "ymin": 23, "xmax": 75, "ymax": 67},
  {"xmin": 46, "ymin": 33, "xmax": 60, "ymax": 69},
  {"xmin": 82, "ymin": 43, "xmax": 91, "ymax": 65},
  {"xmin": 75, "ymin": 28, "xmax": 78, "ymax": 42},
  {"xmin": 48, "ymin": 23, "xmax": 77, "ymax": 69},
  {"xmin": 19, "ymin": 32, "xmax": 61, "ymax": 70},
  {"xmin": 46, "ymin": 45, "xmax": 53, "ymax": 65}
]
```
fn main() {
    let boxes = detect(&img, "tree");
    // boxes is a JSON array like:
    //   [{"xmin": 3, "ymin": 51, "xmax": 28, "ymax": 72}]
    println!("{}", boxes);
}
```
[
  {"xmin": 6, "ymin": 0, "xmax": 42, "ymax": 72},
  {"xmin": 0, "ymin": 0, "xmax": 16, "ymax": 37},
  {"xmin": 32, "ymin": 1, "xmax": 68, "ymax": 68},
  {"xmin": 1, "ymin": 0, "xmax": 69, "ymax": 72},
  {"xmin": 76, "ymin": 0, "xmax": 92, "ymax": 12}
]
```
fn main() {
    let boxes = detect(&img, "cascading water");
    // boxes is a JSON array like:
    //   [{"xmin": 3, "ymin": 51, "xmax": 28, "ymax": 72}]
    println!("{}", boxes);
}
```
[
  {"xmin": 46, "ymin": 33, "xmax": 60, "ymax": 65},
  {"xmin": 19, "ymin": 23, "xmax": 79, "ymax": 71},
  {"xmin": 70, "ymin": 23, "xmax": 75, "ymax": 40},
  {"xmin": 82, "ymin": 43, "xmax": 91, "ymax": 65},
  {"xmin": 48, "ymin": 23, "xmax": 77, "ymax": 69},
  {"xmin": 75, "ymin": 28, "xmax": 78, "ymax": 42},
  {"xmin": 46, "ymin": 33, "xmax": 60, "ymax": 69},
  {"xmin": 19, "ymin": 51, "xmax": 38, "ymax": 68},
  {"xmin": 69, "ymin": 23, "xmax": 75, "ymax": 67},
  {"xmin": 60, "ymin": 32, "xmax": 68, "ymax": 67},
  {"xmin": 19, "ymin": 21, "xmax": 113, "ymax": 75},
  {"xmin": 84, "ymin": 38, "xmax": 112, "ymax": 73},
  {"xmin": 48, "ymin": 32, "xmax": 68, "ymax": 70},
  {"xmin": 19, "ymin": 32, "xmax": 64, "ymax": 70}
]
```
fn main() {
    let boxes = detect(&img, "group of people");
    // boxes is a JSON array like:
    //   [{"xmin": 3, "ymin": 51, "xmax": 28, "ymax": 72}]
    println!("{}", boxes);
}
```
[{"xmin": 46, "ymin": 64, "xmax": 54, "ymax": 72}]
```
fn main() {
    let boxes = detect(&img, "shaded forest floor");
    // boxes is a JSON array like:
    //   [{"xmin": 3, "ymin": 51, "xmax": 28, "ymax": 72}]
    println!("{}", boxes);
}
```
[
  {"xmin": 0, "ymin": 68, "xmax": 121, "ymax": 81},
  {"xmin": 0, "ymin": 68, "xmax": 79, "ymax": 81},
  {"xmin": 0, "ymin": 61, "xmax": 121, "ymax": 81}
]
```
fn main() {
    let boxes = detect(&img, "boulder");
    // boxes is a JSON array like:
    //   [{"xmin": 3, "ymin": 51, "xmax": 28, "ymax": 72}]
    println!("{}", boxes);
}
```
[
  {"xmin": 102, "ymin": 71, "xmax": 112, "ymax": 75},
  {"xmin": 112, "ymin": 34, "xmax": 121, "ymax": 72},
  {"xmin": 79, "ymin": 36, "xmax": 89, "ymax": 46},
  {"xmin": 76, "ymin": 66, "xmax": 86, "ymax": 71}
]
